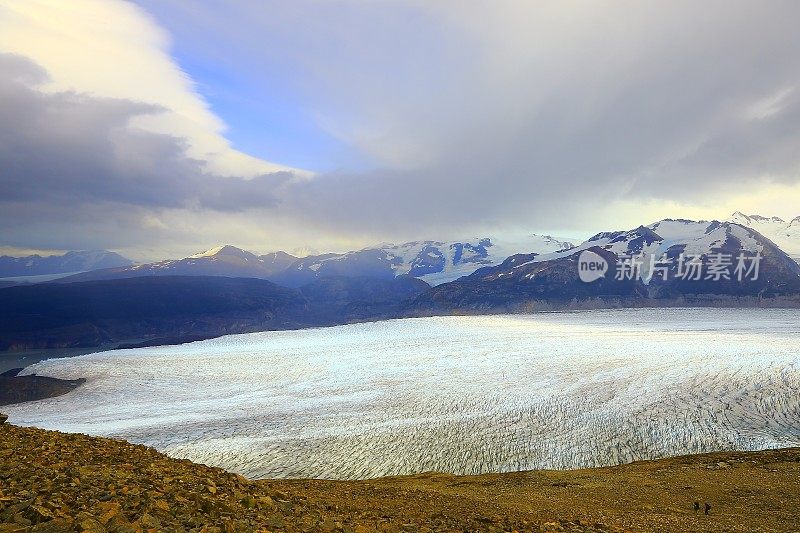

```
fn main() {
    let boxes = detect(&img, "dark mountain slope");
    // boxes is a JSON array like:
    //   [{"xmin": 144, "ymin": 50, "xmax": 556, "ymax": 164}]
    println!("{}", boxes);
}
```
[
  {"xmin": 300, "ymin": 275, "xmax": 430, "ymax": 322},
  {"xmin": 0, "ymin": 276, "xmax": 307, "ymax": 350},
  {"xmin": 0, "ymin": 275, "xmax": 429, "ymax": 351}
]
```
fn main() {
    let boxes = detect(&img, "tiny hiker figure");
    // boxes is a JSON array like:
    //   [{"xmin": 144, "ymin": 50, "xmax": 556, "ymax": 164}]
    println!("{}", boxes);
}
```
[{"xmin": 704, "ymin": 503, "xmax": 711, "ymax": 515}]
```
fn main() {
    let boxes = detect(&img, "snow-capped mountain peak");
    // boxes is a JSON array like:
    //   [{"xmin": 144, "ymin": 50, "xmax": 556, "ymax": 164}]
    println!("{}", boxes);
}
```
[
  {"xmin": 188, "ymin": 245, "xmax": 254, "ymax": 260},
  {"xmin": 188, "ymin": 245, "xmax": 228, "ymax": 259}
]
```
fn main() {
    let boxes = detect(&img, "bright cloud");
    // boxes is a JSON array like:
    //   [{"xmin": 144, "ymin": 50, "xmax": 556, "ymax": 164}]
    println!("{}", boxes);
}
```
[{"xmin": 0, "ymin": 0, "xmax": 298, "ymax": 177}]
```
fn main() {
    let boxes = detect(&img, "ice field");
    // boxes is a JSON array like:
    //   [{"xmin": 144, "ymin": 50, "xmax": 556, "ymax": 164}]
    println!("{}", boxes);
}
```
[{"xmin": 6, "ymin": 308, "xmax": 800, "ymax": 480}]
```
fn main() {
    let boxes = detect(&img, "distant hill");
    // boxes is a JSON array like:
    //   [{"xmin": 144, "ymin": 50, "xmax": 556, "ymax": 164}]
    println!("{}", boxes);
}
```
[{"xmin": 0, "ymin": 250, "xmax": 132, "ymax": 278}]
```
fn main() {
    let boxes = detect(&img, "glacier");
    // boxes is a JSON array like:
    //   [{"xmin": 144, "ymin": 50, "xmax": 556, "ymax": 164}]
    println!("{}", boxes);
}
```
[{"xmin": 5, "ymin": 308, "xmax": 800, "ymax": 480}]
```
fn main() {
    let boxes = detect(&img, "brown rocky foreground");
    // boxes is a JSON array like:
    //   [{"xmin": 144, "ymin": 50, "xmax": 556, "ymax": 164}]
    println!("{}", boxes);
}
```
[{"xmin": 0, "ymin": 423, "xmax": 798, "ymax": 532}]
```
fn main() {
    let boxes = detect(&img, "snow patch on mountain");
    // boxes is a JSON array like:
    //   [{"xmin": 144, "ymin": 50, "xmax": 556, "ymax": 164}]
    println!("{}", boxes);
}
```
[
  {"xmin": 188, "ymin": 245, "xmax": 230, "ymax": 259},
  {"xmin": 285, "ymin": 235, "xmax": 576, "ymax": 286},
  {"xmin": 728, "ymin": 212, "xmax": 800, "ymax": 262}
]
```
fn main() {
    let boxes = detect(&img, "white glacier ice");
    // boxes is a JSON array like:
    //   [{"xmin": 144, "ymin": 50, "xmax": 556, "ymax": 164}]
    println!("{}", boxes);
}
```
[{"xmin": 5, "ymin": 308, "xmax": 800, "ymax": 480}]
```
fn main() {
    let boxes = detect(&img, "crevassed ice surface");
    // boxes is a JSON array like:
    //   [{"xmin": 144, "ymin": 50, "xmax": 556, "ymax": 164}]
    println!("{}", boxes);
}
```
[{"xmin": 6, "ymin": 308, "xmax": 800, "ymax": 480}]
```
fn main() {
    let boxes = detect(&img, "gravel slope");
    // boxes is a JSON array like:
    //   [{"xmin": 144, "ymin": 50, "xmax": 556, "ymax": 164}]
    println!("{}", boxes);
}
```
[{"xmin": 1, "ymin": 423, "xmax": 798, "ymax": 532}]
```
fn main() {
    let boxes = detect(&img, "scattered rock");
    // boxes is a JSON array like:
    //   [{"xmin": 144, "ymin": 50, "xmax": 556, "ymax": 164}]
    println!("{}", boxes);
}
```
[{"xmin": 0, "ymin": 423, "xmax": 797, "ymax": 532}]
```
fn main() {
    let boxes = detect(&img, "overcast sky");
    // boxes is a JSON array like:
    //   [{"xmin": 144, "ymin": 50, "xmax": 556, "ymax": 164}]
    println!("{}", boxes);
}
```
[{"xmin": 2, "ymin": 0, "xmax": 800, "ymax": 261}]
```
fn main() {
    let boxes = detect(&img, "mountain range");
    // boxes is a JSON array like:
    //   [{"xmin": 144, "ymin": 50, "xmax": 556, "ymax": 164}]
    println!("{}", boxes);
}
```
[
  {"xmin": 2, "ymin": 214, "xmax": 800, "ymax": 350},
  {"xmin": 4, "ymin": 212, "xmax": 798, "ymax": 289},
  {"xmin": 53, "ymin": 235, "xmax": 575, "ymax": 287},
  {"xmin": 410, "ymin": 219, "xmax": 800, "ymax": 313},
  {"xmin": 58, "ymin": 246, "xmax": 298, "ymax": 283}
]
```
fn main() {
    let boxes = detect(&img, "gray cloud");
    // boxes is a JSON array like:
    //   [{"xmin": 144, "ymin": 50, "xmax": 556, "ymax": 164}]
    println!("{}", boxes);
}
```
[
  {"xmin": 6, "ymin": 1, "xmax": 800, "ymax": 257},
  {"xmin": 141, "ymin": 1, "xmax": 800, "ymax": 238},
  {"xmin": 0, "ymin": 54, "xmax": 288, "ymax": 215}
]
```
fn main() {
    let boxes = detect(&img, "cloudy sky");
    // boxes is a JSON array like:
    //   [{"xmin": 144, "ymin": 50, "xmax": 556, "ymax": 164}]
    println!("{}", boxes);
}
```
[{"xmin": 1, "ymin": 0, "xmax": 800, "ymax": 261}]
